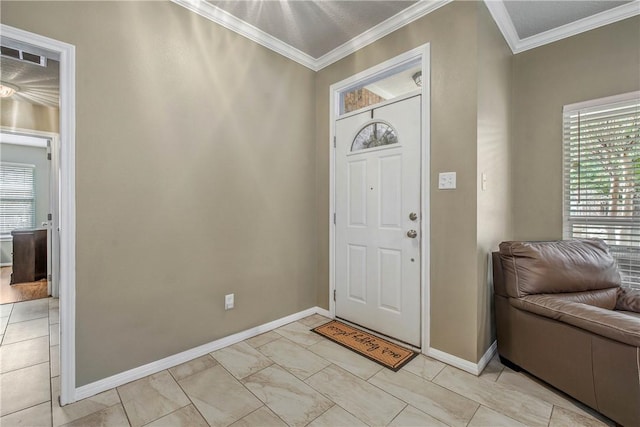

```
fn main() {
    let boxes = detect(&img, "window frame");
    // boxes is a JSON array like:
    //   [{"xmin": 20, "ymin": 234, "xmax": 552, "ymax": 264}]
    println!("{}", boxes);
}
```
[
  {"xmin": 0, "ymin": 161, "xmax": 36, "ymax": 238},
  {"xmin": 562, "ymin": 91, "xmax": 640, "ymax": 288}
]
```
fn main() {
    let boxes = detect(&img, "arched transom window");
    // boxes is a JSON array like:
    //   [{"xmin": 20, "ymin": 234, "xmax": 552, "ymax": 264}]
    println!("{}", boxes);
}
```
[{"xmin": 351, "ymin": 121, "xmax": 398, "ymax": 152}]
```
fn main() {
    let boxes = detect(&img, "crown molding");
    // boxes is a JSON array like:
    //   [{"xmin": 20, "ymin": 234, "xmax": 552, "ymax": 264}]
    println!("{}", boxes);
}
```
[
  {"xmin": 483, "ymin": 0, "xmax": 519, "ymax": 52},
  {"xmin": 314, "ymin": 0, "xmax": 452, "ymax": 70},
  {"xmin": 512, "ymin": 1, "xmax": 640, "ymax": 54},
  {"xmin": 485, "ymin": 0, "xmax": 640, "ymax": 55},
  {"xmin": 172, "ymin": 0, "xmax": 451, "ymax": 71},
  {"xmin": 174, "ymin": 0, "xmax": 639, "ymax": 68},
  {"xmin": 170, "ymin": 0, "xmax": 318, "ymax": 70}
]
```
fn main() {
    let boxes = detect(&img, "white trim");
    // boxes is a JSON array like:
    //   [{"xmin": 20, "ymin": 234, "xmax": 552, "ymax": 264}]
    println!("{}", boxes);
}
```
[
  {"xmin": 513, "ymin": 2, "xmax": 640, "ymax": 54},
  {"xmin": 171, "ymin": 0, "xmax": 449, "ymax": 71},
  {"xmin": 483, "ymin": 0, "xmax": 519, "ymax": 53},
  {"xmin": 169, "ymin": 0, "xmax": 317, "ymax": 70},
  {"xmin": 75, "ymin": 306, "xmax": 332, "ymax": 400},
  {"xmin": 426, "ymin": 341, "xmax": 497, "ymax": 376},
  {"xmin": 485, "ymin": 0, "xmax": 640, "ymax": 55},
  {"xmin": 0, "ymin": 24, "xmax": 77, "ymax": 406},
  {"xmin": 0, "ymin": 132, "xmax": 49, "ymax": 148},
  {"xmin": 329, "ymin": 44, "xmax": 430, "ymax": 352},
  {"xmin": 314, "ymin": 1, "xmax": 450, "ymax": 70},
  {"xmin": 0, "ymin": 262, "xmax": 11, "ymax": 267},
  {"xmin": 563, "ymin": 90, "xmax": 640, "ymax": 113}
]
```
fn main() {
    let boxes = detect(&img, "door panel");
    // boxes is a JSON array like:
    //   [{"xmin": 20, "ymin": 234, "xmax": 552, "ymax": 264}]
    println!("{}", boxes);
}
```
[
  {"xmin": 347, "ymin": 244, "xmax": 367, "ymax": 303},
  {"xmin": 335, "ymin": 95, "xmax": 421, "ymax": 346},
  {"xmin": 348, "ymin": 160, "xmax": 367, "ymax": 226}
]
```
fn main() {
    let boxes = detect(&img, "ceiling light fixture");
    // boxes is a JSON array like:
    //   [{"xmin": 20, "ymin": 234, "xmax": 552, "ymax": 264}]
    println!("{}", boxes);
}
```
[
  {"xmin": 412, "ymin": 71, "xmax": 422, "ymax": 87},
  {"xmin": 0, "ymin": 82, "xmax": 19, "ymax": 98}
]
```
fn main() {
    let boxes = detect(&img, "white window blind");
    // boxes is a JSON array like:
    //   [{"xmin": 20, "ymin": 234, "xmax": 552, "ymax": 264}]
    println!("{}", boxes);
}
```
[
  {"xmin": 0, "ymin": 162, "xmax": 36, "ymax": 235},
  {"xmin": 563, "ymin": 91, "xmax": 640, "ymax": 289}
]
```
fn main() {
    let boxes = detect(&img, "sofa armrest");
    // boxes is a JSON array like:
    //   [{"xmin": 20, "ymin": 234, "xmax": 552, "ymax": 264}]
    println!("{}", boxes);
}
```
[
  {"xmin": 616, "ymin": 287, "xmax": 640, "ymax": 313},
  {"xmin": 510, "ymin": 295, "xmax": 640, "ymax": 347}
]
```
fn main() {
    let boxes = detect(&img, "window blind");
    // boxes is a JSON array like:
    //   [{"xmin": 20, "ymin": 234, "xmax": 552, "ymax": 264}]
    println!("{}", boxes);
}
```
[
  {"xmin": 0, "ymin": 162, "xmax": 36, "ymax": 235},
  {"xmin": 563, "ymin": 92, "xmax": 640, "ymax": 289}
]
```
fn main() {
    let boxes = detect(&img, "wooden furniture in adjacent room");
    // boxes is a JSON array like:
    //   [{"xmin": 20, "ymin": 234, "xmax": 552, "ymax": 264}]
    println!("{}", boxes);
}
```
[{"xmin": 11, "ymin": 228, "xmax": 47, "ymax": 284}]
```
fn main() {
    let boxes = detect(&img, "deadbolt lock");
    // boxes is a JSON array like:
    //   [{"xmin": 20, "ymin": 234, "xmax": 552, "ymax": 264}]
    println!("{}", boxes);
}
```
[{"xmin": 409, "ymin": 212, "xmax": 418, "ymax": 221}]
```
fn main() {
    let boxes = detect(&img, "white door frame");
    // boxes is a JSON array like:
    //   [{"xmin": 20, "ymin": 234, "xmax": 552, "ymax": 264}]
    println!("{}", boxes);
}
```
[
  {"xmin": 1, "ymin": 24, "xmax": 77, "ymax": 405},
  {"xmin": 0, "ymin": 128, "xmax": 60, "ymax": 298},
  {"xmin": 329, "ymin": 44, "xmax": 431, "ymax": 351}
]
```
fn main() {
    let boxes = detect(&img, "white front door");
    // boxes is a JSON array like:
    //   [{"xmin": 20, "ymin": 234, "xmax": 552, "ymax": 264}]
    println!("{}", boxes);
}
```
[{"xmin": 335, "ymin": 94, "xmax": 421, "ymax": 346}]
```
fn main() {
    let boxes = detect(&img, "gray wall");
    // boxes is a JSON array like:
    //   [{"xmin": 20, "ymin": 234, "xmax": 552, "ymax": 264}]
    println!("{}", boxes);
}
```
[
  {"xmin": 315, "ymin": 1, "xmax": 512, "ymax": 363},
  {"xmin": 0, "ymin": 143, "xmax": 50, "ymax": 265},
  {"xmin": 512, "ymin": 16, "xmax": 640, "ymax": 241},
  {"xmin": 1, "ymin": 0, "xmax": 317, "ymax": 386}
]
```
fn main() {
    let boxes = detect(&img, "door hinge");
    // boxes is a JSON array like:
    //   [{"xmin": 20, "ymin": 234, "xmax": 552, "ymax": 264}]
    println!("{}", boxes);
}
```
[
  {"xmin": 333, "ymin": 289, "xmax": 336, "ymax": 301},
  {"xmin": 47, "ymin": 153, "xmax": 51, "ymax": 160},
  {"xmin": 48, "ymin": 213, "xmax": 52, "ymax": 221},
  {"xmin": 333, "ymin": 136, "xmax": 336, "ymax": 148},
  {"xmin": 48, "ymin": 274, "xmax": 52, "ymax": 281},
  {"xmin": 333, "ymin": 213, "xmax": 336, "ymax": 224}
]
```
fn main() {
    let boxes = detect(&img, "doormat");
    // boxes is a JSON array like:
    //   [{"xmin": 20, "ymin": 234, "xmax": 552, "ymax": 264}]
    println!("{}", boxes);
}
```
[{"xmin": 312, "ymin": 320, "xmax": 418, "ymax": 371}]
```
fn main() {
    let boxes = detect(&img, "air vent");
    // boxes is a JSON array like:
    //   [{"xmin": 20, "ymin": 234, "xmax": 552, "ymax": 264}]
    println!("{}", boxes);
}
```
[{"xmin": 1, "ymin": 45, "xmax": 47, "ymax": 67}]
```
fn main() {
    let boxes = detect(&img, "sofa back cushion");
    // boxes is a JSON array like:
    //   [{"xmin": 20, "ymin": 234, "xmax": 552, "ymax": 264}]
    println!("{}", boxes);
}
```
[{"xmin": 499, "ymin": 239, "xmax": 621, "ymax": 298}]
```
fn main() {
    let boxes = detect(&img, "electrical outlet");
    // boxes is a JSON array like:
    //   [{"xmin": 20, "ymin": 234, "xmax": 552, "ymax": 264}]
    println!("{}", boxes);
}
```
[
  {"xmin": 225, "ymin": 293, "xmax": 234, "ymax": 310},
  {"xmin": 438, "ymin": 172, "xmax": 456, "ymax": 190}
]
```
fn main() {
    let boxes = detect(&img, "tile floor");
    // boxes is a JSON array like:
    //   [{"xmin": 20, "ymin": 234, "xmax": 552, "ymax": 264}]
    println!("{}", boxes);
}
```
[{"xmin": 0, "ymin": 299, "xmax": 615, "ymax": 427}]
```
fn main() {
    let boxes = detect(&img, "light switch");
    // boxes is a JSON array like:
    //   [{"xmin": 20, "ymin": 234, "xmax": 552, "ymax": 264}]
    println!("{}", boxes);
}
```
[{"xmin": 438, "ymin": 172, "xmax": 456, "ymax": 190}]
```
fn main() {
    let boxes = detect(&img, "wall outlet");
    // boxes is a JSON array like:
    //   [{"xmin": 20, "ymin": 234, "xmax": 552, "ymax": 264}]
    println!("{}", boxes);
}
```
[
  {"xmin": 225, "ymin": 293, "xmax": 234, "ymax": 310},
  {"xmin": 438, "ymin": 172, "xmax": 456, "ymax": 190}
]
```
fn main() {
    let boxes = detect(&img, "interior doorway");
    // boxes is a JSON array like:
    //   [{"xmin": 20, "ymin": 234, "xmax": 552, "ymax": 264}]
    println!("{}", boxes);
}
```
[
  {"xmin": 1, "ymin": 24, "xmax": 77, "ymax": 405},
  {"xmin": 0, "ymin": 38, "xmax": 61, "ymax": 305},
  {"xmin": 0, "ymin": 130, "xmax": 59, "ymax": 304}
]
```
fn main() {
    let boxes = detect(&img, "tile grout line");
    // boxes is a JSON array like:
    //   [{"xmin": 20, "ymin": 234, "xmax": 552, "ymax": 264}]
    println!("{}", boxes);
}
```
[
  {"xmin": 169, "ymin": 366, "xmax": 214, "ymax": 427},
  {"xmin": 115, "ymin": 385, "xmax": 134, "ymax": 427}
]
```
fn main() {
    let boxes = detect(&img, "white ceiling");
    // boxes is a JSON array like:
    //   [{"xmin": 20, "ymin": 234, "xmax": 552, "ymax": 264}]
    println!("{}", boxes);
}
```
[
  {"xmin": 0, "ymin": 55, "xmax": 59, "ymax": 108},
  {"xmin": 175, "ymin": 0, "xmax": 640, "ymax": 70},
  {"xmin": 1, "ymin": 0, "xmax": 637, "ymax": 107},
  {"xmin": 210, "ymin": 1, "xmax": 417, "ymax": 59},
  {"xmin": 503, "ymin": 1, "xmax": 631, "ymax": 39}
]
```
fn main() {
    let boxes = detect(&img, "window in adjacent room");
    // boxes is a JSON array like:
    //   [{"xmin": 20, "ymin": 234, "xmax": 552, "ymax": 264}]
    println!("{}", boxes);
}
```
[
  {"xmin": 563, "ymin": 91, "xmax": 640, "ymax": 289},
  {"xmin": 0, "ymin": 162, "xmax": 36, "ymax": 236}
]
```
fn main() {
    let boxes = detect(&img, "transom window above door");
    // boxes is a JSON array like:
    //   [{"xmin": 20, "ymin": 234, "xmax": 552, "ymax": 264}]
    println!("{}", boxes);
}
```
[{"xmin": 351, "ymin": 121, "xmax": 398, "ymax": 152}]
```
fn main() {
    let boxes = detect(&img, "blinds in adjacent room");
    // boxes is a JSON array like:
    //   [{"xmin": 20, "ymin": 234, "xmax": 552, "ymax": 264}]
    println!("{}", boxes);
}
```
[
  {"xmin": 0, "ymin": 162, "xmax": 36, "ymax": 235},
  {"xmin": 563, "ymin": 91, "xmax": 640, "ymax": 289}
]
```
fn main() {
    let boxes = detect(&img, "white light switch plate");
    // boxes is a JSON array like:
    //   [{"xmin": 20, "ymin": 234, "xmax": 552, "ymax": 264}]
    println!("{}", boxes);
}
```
[{"xmin": 438, "ymin": 172, "xmax": 456, "ymax": 190}]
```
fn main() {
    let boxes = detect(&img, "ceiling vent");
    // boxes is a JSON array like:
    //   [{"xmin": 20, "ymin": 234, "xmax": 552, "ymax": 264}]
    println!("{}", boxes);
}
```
[{"xmin": 1, "ymin": 46, "xmax": 47, "ymax": 67}]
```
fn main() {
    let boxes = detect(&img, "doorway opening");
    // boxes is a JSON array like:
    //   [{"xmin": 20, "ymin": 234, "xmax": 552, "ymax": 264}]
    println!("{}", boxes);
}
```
[
  {"xmin": 329, "ymin": 44, "xmax": 431, "ymax": 351},
  {"xmin": 1, "ymin": 24, "xmax": 76, "ymax": 405},
  {"xmin": 0, "ymin": 130, "xmax": 59, "ymax": 304}
]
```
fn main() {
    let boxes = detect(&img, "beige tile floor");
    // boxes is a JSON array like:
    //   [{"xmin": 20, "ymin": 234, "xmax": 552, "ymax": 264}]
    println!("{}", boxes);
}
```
[{"xmin": 0, "ymin": 300, "xmax": 616, "ymax": 427}]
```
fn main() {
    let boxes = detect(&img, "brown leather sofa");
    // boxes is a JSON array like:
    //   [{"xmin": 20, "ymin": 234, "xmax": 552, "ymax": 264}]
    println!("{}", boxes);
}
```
[{"xmin": 493, "ymin": 239, "xmax": 640, "ymax": 426}]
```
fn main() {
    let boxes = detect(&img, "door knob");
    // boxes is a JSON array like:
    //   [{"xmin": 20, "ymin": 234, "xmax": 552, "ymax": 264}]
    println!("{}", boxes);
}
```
[
  {"xmin": 407, "ymin": 230, "xmax": 418, "ymax": 238},
  {"xmin": 409, "ymin": 212, "xmax": 418, "ymax": 221}
]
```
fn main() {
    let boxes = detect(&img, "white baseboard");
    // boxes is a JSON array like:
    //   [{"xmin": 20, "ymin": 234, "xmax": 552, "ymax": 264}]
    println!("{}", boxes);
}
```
[
  {"xmin": 426, "ymin": 340, "xmax": 497, "ymax": 376},
  {"xmin": 0, "ymin": 262, "xmax": 12, "ymax": 267},
  {"xmin": 74, "ymin": 306, "xmax": 332, "ymax": 402}
]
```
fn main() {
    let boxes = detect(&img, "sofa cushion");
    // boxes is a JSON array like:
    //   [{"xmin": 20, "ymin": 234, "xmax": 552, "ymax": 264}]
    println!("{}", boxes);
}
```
[
  {"xmin": 499, "ymin": 240, "xmax": 620, "ymax": 298},
  {"xmin": 510, "ymin": 294, "xmax": 640, "ymax": 347},
  {"xmin": 549, "ymin": 288, "xmax": 618, "ymax": 310},
  {"xmin": 616, "ymin": 287, "xmax": 640, "ymax": 313}
]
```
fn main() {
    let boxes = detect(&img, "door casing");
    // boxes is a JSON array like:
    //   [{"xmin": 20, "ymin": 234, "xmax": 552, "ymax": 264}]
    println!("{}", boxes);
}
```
[
  {"xmin": 0, "ymin": 24, "xmax": 77, "ymax": 405},
  {"xmin": 329, "ymin": 44, "xmax": 431, "ymax": 352}
]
